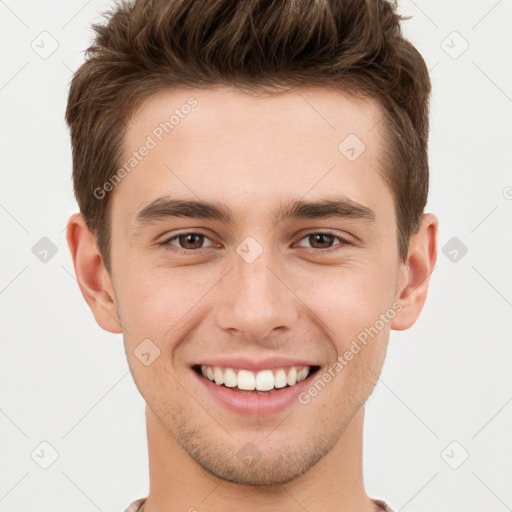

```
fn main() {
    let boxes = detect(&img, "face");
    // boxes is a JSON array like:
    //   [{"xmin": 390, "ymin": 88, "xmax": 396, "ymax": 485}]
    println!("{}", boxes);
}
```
[{"xmin": 96, "ymin": 86, "xmax": 411, "ymax": 484}]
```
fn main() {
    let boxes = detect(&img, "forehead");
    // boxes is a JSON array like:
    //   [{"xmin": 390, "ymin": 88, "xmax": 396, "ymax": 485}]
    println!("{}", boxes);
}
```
[
  {"xmin": 127, "ymin": 86, "xmax": 383, "ymax": 153},
  {"xmin": 114, "ymin": 86, "xmax": 391, "ymax": 227}
]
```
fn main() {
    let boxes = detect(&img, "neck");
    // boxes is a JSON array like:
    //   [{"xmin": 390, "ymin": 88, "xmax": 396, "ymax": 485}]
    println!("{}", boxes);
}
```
[{"xmin": 143, "ymin": 406, "xmax": 378, "ymax": 512}]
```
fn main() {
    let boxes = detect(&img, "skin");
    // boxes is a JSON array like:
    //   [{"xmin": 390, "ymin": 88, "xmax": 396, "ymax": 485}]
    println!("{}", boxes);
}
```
[{"xmin": 67, "ymin": 86, "xmax": 438, "ymax": 512}]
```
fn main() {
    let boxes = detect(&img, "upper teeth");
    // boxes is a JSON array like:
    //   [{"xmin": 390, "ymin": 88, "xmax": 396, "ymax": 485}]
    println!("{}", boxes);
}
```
[{"xmin": 200, "ymin": 365, "xmax": 311, "ymax": 391}]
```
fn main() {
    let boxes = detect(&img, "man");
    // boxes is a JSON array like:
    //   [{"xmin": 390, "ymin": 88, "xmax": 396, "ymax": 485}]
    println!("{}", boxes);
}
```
[{"xmin": 65, "ymin": 0, "xmax": 437, "ymax": 510}]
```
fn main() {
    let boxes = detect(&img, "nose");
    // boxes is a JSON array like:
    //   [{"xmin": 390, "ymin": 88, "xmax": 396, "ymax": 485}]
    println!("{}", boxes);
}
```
[{"xmin": 215, "ymin": 247, "xmax": 300, "ymax": 340}]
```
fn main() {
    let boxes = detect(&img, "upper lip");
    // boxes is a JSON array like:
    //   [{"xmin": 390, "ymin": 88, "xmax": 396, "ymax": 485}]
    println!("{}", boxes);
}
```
[{"xmin": 192, "ymin": 356, "xmax": 320, "ymax": 372}]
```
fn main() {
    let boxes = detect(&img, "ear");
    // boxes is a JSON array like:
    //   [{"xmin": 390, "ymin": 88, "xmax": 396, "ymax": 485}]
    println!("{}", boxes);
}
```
[
  {"xmin": 391, "ymin": 213, "xmax": 438, "ymax": 331},
  {"xmin": 66, "ymin": 213, "xmax": 122, "ymax": 334}
]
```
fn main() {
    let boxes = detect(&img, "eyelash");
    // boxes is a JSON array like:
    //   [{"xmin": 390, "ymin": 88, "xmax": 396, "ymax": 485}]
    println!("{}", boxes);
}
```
[{"xmin": 160, "ymin": 230, "xmax": 351, "ymax": 254}]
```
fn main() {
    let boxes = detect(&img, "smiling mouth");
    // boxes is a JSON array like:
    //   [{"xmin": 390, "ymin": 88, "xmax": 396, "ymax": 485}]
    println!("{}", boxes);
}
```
[{"xmin": 192, "ymin": 364, "xmax": 321, "ymax": 394}]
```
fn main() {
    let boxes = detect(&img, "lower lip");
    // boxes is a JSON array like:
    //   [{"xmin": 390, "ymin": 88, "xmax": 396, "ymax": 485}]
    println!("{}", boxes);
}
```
[{"xmin": 192, "ymin": 368, "xmax": 319, "ymax": 416}]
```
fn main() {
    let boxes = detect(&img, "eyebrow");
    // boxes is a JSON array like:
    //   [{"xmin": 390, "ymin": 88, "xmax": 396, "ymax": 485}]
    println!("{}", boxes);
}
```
[{"xmin": 135, "ymin": 195, "xmax": 376, "ymax": 226}]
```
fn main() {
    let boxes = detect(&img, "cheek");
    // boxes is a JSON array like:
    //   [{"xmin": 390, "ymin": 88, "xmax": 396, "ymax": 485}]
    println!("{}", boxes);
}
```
[
  {"xmin": 114, "ymin": 264, "xmax": 217, "ymax": 343},
  {"xmin": 296, "ymin": 260, "xmax": 397, "ymax": 345}
]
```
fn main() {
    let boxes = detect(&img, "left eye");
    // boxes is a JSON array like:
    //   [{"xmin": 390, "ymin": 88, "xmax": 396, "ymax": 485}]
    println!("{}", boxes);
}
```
[{"xmin": 295, "ymin": 233, "xmax": 348, "ymax": 250}]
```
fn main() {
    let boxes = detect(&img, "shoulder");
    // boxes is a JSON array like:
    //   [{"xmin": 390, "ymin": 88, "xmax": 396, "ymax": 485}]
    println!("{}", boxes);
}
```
[
  {"xmin": 124, "ymin": 497, "xmax": 147, "ymax": 512},
  {"xmin": 372, "ymin": 498, "xmax": 396, "ymax": 512}
]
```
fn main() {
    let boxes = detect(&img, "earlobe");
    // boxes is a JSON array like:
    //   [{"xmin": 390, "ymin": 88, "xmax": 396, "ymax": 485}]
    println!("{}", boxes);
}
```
[
  {"xmin": 391, "ymin": 213, "xmax": 438, "ymax": 331},
  {"xmin": 66, "ymin": 213, "xmax": 123, "ymax": 334}
]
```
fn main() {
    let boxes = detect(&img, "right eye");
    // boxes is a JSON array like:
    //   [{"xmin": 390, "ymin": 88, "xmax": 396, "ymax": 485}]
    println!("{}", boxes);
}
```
[{"xmin": 161, "ymin": 231, "xmax": 219, "ymax": 253}]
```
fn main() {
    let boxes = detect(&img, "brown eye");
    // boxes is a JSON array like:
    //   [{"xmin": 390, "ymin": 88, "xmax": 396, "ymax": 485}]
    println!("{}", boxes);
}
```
[
  {"xmin": 176, "ymin": 233, "xmax": 205, "ymax": 249},
  {"xmin": 295, "ymin": 232, "xmax": 350, "ymax": 251},
  {"xmin": 307, "ymin": 233, "xmax": 336, "ymax": 249},
  {"xmin": 163, "ymin": 232, "xmax": 216, "ymax": 252}
]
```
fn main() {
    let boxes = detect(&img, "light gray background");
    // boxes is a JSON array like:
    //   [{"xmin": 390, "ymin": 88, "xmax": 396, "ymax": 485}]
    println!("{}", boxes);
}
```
[{"xmin": 1, "ymin": 1, "xmax": 511, "ymax": 511}]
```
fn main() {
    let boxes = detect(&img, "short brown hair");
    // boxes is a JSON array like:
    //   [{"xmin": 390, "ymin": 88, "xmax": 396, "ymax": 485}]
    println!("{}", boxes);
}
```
[{"xmin": 66, "ymin": 0, "xmax": 431, "ymax": 274}]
